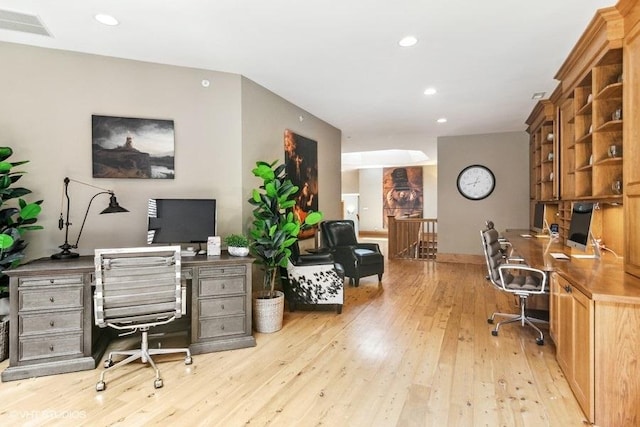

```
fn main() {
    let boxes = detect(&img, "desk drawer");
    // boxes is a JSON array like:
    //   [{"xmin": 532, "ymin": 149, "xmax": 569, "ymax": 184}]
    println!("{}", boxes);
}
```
[
  {"xmin": 19, "ymin": 286, "xmax": 83, "ymax": 311},
  {"xmin": 198, "ymin": 315, "xmax": 246, "ymax": 339},
  {"xmin": 199, "ymin": 277, "xmax": 245, "ymax": 296},
  {"xmin": 199, "ymin": 296, "xmax": 245, "ymax": 317},
  {"xmin": 198, "ymin": 265, "xmax": 246, "ymax": 278},
  {"xmin": 19, "ymin": 310, "xmax": 83, "ymax": 336},
  {"xmin": 19, "ymin": 334, "xmax": 83, "ymax": 362},
  {"xmin": 19, "ymin": 275, "xmax": 84, "ymax": 287}
]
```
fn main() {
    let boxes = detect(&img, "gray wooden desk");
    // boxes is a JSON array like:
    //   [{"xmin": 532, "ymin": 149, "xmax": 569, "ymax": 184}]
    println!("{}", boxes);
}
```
[{"xmin": 1, "ymin": 252, "xmax": 256, "ymax": 382}]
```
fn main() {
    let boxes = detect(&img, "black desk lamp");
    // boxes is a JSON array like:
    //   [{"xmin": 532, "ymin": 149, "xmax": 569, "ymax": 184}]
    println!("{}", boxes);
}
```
[{"xmin": 51, "ymin": 177, "xmax": 129, "ymax": 260}]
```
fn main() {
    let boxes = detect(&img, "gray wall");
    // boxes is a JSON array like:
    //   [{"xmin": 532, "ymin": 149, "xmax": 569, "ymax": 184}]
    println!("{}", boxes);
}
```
[
  {"xmin": 437, "ymin": 131, "xmax": 530, "ymax": 255},
  {"xmin": 240, "ymin": 77, "xmax": 342, "ymax": 234},
  {"xmin": 0, "ymin": 41, "xmax": 341, "ymax": 260}
]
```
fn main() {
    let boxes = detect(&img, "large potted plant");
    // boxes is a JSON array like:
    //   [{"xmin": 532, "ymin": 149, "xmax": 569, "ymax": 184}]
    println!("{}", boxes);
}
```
[
  {"xmin": 0, "ymin": 146, "xmax": 43, "ymax": 360},
  {"xmin": 248, "ymin": 160, "xmax": 321, "ymax": 333}
]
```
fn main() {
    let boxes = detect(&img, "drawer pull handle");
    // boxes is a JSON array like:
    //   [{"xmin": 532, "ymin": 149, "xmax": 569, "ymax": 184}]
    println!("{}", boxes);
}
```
[
  {"xmin": 221, "ymin": 304, "xmax": 225, "ymax": 310},
  {"xmin": 221, "ymin": 325, "xmax": 225, "ymax": 330},
  {"xmin": 221, "ymin": 283, "xmax": 225, "ymax": 289},
  {"xmin": 49, "ymin": 297, "xmax": 55, "ymax": 303},
  {"xmin": 49, "ymin": 279, "xmax": 54, "ymax": 284},
  {"xmin": 49, "ymin": 345, "xmax": 54, "ymax": 352},
  {"xmin": 50, "ymin": 320, "xmax": 55, "ymax": 327}
]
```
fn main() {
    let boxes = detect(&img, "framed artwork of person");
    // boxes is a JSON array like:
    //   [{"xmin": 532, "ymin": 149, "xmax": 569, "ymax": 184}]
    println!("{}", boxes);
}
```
[
  {"xmin": 284, "ymin": 129, "xmax": 319, "ymax": 239},
  {"xmin": 382, "ymin": 166, "xmax": 423, "ymax": 227}
]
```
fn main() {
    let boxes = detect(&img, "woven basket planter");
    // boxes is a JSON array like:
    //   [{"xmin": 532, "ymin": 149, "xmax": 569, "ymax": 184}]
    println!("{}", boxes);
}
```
[
  {"xmin": 0, "ymin": 319, "xmax": 8, "ymax": 362},
  {"xmin": 253, "ymin": 290, "xmax": 284, "ymax": 333}
]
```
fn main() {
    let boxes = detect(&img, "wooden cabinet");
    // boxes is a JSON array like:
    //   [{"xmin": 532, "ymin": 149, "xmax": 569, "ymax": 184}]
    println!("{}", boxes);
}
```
[
  {"xmin": 2, "ymin": 266, "xmax": 99, "ymax": 381},
  {"xmin": 526, "ymin": 100, "xmax": 558, "ymax": 202},
  {"xmin": 562, "ymin": 50, "xmax": 624, "ymax": 200},
  {"xmin": 190, "ymin": 263, "xmax": 255, "ymax": 354},
  {"xmin": 550, "ymin": 273, "xmax": 594, "ymax": 421},
  {"xmin": 623, "ymin": 0, "xmax": 640, "ymax": 277},
  {"xmin": 555, "ymin": 6, "xmax": 625, "ymax": 202}
]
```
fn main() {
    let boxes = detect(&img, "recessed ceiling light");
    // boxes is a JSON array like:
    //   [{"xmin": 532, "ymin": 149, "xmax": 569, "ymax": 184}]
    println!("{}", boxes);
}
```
[
  {"xmin": 398, "ymin": 36, "xmax": 418, "ymax": 47},
  {"xmin": 424, "ymin": 87, "xmax": 437, "ymax": 96},
  {"xmin": 437, "ymin": 118, "xmax": 447, "ymax": 123},
  {"xmin": 95, "ymin": 14, "xmax": 119, "ymax": 26},
  {"xmin": 531, "ymin": 92, "xmax": 546, "ymax": 100}
]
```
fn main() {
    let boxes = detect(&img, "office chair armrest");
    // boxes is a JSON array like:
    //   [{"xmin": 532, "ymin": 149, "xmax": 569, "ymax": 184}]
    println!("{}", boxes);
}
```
[{"xmin": 498, "ymin": 263, "xmax": 548, "ymax": 293}]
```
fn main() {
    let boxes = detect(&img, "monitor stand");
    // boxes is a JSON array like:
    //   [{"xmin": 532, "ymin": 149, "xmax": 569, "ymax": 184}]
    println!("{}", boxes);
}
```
[{"xmin": 571, "ymin": 232, "xmax": 602, "ymax": 259}]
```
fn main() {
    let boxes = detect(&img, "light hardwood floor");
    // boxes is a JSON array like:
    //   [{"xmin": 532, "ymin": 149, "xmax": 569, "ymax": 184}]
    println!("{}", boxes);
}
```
[{"xmin": 0, "ymin": 258, "xmax": 588, "ymax": 426}]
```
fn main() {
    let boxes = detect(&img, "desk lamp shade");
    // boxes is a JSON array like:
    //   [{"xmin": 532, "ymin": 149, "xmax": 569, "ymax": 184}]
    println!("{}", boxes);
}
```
[{"xmin": 51, "ymin": 178, "xmax": 128, "ymax": 260}]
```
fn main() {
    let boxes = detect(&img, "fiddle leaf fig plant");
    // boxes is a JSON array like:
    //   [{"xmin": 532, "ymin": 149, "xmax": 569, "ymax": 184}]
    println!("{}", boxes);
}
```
[
  {"xmin": 248, "ymin": 160, "xmax": 322, "ymax": 298},
  {"xmin": 0, "ymin": 146, "xmax": 43, "ymax": 295}
]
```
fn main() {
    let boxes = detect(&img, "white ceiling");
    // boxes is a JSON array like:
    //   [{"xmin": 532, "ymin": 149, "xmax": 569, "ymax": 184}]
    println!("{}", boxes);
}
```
[{"xmin": 0, "ymin": 0, "xmax": 615, "ymax": 167}]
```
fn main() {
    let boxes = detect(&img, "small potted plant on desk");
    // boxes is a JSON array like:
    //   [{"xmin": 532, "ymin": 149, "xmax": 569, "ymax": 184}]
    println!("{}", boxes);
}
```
[
  {"xmin": 224, "ymin": 234, "xmax": 250, "ymax": 257},
  {"xmin": 248, "ymin": 160, "xmax": 322, "ymax": 333}
]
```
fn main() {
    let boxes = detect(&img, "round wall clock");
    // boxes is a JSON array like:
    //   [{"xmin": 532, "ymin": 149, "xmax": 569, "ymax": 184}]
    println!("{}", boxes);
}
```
[{"xmin": 456, "ymin": 164, "xmax": 495, "ymax": 200}]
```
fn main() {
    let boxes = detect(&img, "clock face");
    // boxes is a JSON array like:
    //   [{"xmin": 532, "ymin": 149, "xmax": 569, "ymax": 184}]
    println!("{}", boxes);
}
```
[{"xmin": 456, "ymin": 165, "xmax": 495, "ymax": 200}]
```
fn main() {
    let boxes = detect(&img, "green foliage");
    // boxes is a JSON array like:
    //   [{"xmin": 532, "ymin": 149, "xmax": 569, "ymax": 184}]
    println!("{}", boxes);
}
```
[
  {"xmin": 248, "ymin": 160, "xmax": 322, "ymax": 296},
  {"xmin": 0, "ymin": 146, "xmax": 43, "ymax": 294},
  {"xmin": 223, "ymin": 233, "xmax": 249, "ymax": 248}
]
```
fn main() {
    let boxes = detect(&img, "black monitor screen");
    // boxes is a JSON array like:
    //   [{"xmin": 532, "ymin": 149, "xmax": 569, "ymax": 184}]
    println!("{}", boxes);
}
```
[
  {"xmin": 567, "ymin": 202, "xmax": 594, "ymax": 251},
  {"xmin": 147, "ymin": 198, "xmax": 216, "ymax": 244},
  {"xmin": 532, "ymin": 203, "xmax": 545, "ymax": 233}
]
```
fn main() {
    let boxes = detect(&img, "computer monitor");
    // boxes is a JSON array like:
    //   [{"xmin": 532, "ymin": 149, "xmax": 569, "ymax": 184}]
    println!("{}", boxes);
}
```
[
  {"xmin": 566, "ymin": 202, "xmax": 594, "ymax": 252},
  {"xmin": 147, "ymin": 198, "xmax": 216, "ymax": 244},
  {"xmin": 532, "ymin": 203, "xmax": 546, "ymax": 234}
]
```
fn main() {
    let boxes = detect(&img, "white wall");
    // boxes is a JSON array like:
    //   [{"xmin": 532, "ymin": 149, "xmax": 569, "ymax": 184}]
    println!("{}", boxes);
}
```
[{"xmin": 437, "ymin": 131, "xmax": 530, "ymax": 255}]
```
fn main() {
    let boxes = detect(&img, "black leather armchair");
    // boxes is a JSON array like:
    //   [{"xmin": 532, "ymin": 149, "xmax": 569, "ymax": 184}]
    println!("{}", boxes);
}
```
[
  {"xmin": 280, "ymin": 242, "xmax": 345, "ymax": 313},
  {"xmin": 320, "ymin": 220, "xmax": 384, "ymax": 286}
]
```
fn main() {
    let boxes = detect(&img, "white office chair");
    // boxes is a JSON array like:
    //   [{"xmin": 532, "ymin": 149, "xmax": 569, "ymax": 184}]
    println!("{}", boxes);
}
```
[
  {"xmin": 481, "ymin": 225, "xmax": 548, "ymax": 345},
  {"xmin": 93, "ymin": 246, "xmax": 192, "ymax": 391}
]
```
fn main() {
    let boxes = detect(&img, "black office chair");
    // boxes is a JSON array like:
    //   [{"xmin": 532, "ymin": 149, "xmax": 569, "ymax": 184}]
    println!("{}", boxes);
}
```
[
  {"xmin": 320, "ymin": 219, "xmax": 384, "ymax": 286},
  {"xmin": 93, "ymin": 246, "xmax": 192, "ymax": 391},
  {"xmin": 480, "ymin": 224, "xmax": 548, "ymax": 345},
  {"xmin": 280, "ymin": 242, "xmax": 345, "ymax": 313}
]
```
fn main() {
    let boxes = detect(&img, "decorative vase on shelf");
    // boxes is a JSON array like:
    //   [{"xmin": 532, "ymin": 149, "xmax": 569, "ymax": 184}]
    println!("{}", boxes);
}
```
[{"xmin": 228, "ymin": 246, "xmax": 249, "ymax": 257}]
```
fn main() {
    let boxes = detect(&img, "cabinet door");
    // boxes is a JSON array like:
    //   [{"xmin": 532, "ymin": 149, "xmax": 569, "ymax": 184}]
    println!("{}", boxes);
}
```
[
  {"xmin": 549, "ymin": 274, "xmax": 560, "ymax": 344},
  {"xmin": 556, "ymin": 277, "xmax": 573, "ymax": 375},
  {"xmin": 624, "ymin": 18, "xmax": 640, "ymax": 278},
  {"xmin": 571, "ymin": 287, "xmax": 594, "ymax": 421}
]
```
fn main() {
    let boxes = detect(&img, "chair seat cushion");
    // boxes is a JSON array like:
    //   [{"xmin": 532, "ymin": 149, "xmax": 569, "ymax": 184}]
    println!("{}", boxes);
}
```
[{"xmin": 504, "ymin": 273, "xmax": 541, "ymax": 291}]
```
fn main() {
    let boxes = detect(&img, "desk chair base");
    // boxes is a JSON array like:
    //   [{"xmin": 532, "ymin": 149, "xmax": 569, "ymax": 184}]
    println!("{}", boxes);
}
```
[
  {"xmin": 96, "ymin": 327, "xmax": 192, "ymax": 391},
  {"xmin": 488, "ymin": 295, "xmax": 547, "ymax": 346}
]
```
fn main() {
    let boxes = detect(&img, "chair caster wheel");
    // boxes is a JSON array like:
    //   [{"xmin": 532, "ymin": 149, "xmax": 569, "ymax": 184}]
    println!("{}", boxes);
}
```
[
  {"xmin": 104, "ymin": 359, "xmax": 113, "ymax": 368},
  {"xmin": 536, "ymin": 338, "xmax": 544, "ymax": 346},
  {"xmin": 96, "ymin": 381, "xmax": 106, "ymax": 392},
  {"xmin": 487, "ymin": 318, "xmax": 494, "ymax": 324},
  {"xmin": 185, "ymin": 356, "xmax": 192, "ymax": 365},
  {"xmin": 491, "ymin": 330, "xmax": 498, "ymax": 336},
  {"xmin": 154, "ymin": 379, "xmax": 163, "ymax": 389}
]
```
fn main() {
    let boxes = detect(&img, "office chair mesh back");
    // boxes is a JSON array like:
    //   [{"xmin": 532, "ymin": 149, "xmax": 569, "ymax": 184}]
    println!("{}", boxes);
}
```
[
  {"xmin": 93, "ymin": 246, "xmax": 191, "ymax": 391},
  {"xmin": 95, "ymin": 248, "xmax": 182, "ymax": 329}
]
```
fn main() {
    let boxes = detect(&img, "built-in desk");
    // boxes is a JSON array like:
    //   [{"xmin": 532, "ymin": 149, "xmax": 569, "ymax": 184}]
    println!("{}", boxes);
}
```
[
  {"xmin": 504, "ymin": 230, "xmax": 640, "ymax": 427},
  {"xmin": 1, "ymin": 252, "xmax": 256, "ymax": 382}
]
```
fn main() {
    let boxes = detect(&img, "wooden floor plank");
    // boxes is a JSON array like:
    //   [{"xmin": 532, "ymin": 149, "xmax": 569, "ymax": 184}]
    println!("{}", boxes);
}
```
[{"xmin": 0, "ymin": 259, "xmax": 586, "ymax": 426}]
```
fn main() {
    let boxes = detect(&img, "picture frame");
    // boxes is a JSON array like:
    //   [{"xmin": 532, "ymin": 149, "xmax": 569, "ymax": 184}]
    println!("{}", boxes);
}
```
[{"xmin": 92, "ymin": 115, "xmax": 175, "ymax": 179}]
